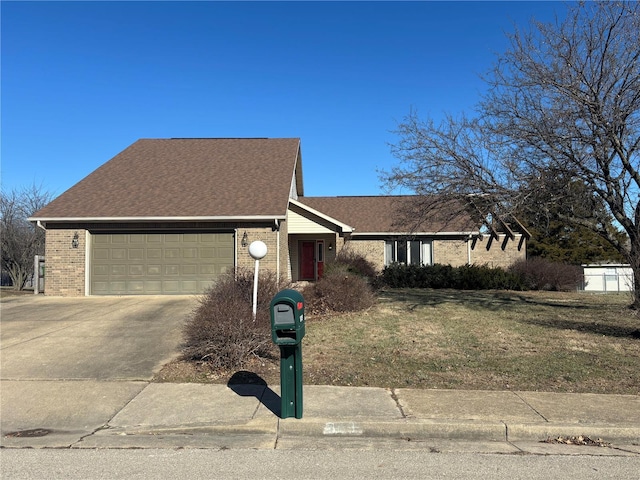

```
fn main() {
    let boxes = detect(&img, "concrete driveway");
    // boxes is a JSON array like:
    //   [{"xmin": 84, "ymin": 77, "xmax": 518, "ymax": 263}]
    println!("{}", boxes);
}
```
[
  {"xmin": 0, "ymin": 295, "xmax": 198, "ymax": 381},
  {"xmin": 1, "ymin": 294, "xmax": 200, "ymax": 445}
]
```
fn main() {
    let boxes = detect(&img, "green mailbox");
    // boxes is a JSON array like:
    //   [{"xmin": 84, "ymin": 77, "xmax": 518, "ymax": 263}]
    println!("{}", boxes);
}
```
[
  {"xmin": 269, "ymin": 289, "xmax": 305, "ymax": 419},
  {"xmin": 270, "ymin": 289, "xmax": 305, "ymax": 345}
]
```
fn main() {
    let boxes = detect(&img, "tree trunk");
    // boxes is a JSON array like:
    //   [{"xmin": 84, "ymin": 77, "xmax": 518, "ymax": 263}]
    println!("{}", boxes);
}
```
[
  {"xmin": 7, "ymin": 264, "xmax": 28, "ymax": 291},
  {"xmin": 628, "ymin": 236, "xmax": 640, "ymax": 309}
]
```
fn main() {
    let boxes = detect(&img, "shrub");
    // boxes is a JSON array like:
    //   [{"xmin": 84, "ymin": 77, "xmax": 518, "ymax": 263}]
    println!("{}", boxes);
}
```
[
  {"xmin": 302, "ymin": 271, "xmax": 377, "ymax": 316},
  {"xmin": 509, "ymin": 257, "xmax": 582, "ymax": 291},
  {"xmin": 379, "ymin": 263, "xmax": 525, "ymax": 290},
  {"xmin": 325, "ymin": 247, "xmax": 378, "ymax": 280},
  {"xmin": 455, "ymin": 264, "xmax": 526, "ymax": 290},
  {"xmin": 181, "ymin": 269, "xmax": 287, "ymax": 369},
  {"xmin": 380, "ymin": 263, "xmax": 453, "ymax": 289}
]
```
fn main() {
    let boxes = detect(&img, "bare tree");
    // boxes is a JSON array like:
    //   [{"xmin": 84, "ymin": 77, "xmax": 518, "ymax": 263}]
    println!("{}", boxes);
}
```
[
  {"xmin": 1, "ymin": 185, "xmax": 53, "ymax": 290},
  {"xmin": 383, "ymin": 1, "xmax": 640, "ymax": 305}
]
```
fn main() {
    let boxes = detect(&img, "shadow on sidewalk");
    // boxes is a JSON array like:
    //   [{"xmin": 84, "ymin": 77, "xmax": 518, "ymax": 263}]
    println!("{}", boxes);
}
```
[{"xmin": 227, "ymin": 371, "xmax": 281, "ymax": 417}]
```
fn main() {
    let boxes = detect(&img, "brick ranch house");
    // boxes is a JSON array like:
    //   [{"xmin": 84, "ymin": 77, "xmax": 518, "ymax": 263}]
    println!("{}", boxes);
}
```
[{"xmin": 30, "ymin": 138, "xmax": 528, "ymax": 296}]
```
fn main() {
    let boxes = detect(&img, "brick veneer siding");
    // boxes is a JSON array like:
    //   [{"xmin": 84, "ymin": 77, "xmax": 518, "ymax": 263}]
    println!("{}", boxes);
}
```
[
  {"xmin": 470, "ymin": 234, "xmax": 526, "ymax": 268},
  {"xmin": 44, "ymin": 229, "xmax": 86, "ymax": 296},
  {"xmin": 341, "ymin": 239, "xmax": 386, "ymax": 272},
  {"xmin": 433, "ymin": 238, "xmax": 469, "ymax": 267},
  {"xmin": 236, "ymin": 226, "xmax": 289, "ymax": 279},
  {"xmin": 340, "ymin": 235, "xmax": 526, "ymax": 271}
]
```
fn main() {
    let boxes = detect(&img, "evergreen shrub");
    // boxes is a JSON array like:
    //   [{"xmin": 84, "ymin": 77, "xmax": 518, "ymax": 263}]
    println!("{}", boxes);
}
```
[{"xmin": 380, "ymin": 263, "xmax": 524, "ymax": 290}]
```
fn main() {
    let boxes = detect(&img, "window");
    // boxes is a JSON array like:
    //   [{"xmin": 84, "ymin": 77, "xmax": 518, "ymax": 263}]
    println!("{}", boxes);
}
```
[{"xmin": 385, "ymin": 239, "xmax": 432, "ymax": 266}]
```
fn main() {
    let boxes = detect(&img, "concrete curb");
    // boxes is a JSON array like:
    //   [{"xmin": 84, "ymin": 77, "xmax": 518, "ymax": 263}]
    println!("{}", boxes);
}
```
[
  {"xmin": 279, "ymin": 419, "xmax": 508, "ymax": 442},
  {"xmin": 88, "ymin": 418, "xmax": 640, "ymax": 446},
  {"xmin": 506, "ymin": 423, "xmax": 640, "ymax": 444}
]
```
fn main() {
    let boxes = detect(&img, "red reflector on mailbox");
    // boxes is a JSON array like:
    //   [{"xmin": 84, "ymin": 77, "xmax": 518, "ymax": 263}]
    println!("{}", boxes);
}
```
[{"xmin": 297, "ymin": 302, "xmax": 303, "ymax": 310}]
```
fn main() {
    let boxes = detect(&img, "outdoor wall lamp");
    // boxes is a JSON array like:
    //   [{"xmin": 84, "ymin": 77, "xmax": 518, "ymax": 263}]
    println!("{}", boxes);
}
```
[
  {"xmin": 328, "ymin": 242, "xmax": 333, "ymax": 251},
  {"xmin": 71, "ymin": 232, "xmax": 79, "ymax": 249},
  {"xmin": 241, "ymin": 231, "xmax": 248, "ymax": 248}
]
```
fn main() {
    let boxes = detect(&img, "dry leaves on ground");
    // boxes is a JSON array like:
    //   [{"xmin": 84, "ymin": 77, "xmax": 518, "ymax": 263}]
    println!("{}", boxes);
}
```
[{"xmin": 542, "ymin": 435, "xmax": 611, "ymax": 447}]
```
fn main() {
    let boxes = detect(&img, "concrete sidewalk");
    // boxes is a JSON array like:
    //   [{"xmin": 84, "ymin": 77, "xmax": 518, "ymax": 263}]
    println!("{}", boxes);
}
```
[{"xmin": 2, "ymin": 381, "xmax": 639, "ymax": 454}]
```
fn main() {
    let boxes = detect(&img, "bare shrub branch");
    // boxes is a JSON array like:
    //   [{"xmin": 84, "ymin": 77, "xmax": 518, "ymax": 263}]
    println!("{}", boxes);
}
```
[{"xmin": 1, "ymin": 185, "xmax": 53, "ymax": 290}]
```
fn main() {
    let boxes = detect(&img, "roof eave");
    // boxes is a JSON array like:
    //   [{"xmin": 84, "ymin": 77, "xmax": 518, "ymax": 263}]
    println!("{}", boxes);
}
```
[
  {"xmin": 29, "ymin": 215, "xmax": 287, "ymax": 224},
  {"xmin": 350, "ymin": 231, "xmax": 481, "ymax": 236}
]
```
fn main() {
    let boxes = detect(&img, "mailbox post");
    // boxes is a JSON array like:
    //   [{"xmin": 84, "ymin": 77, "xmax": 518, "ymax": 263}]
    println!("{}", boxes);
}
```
[{"xmin": 270, "ymin": 289, "xmax": 305, "ymax": 419}]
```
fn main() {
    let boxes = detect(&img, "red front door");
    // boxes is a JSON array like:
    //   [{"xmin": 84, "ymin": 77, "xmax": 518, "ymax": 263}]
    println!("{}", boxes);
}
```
[{"xmin": 300, "ymin": 241, "xmax": 316, "ymax": 280}]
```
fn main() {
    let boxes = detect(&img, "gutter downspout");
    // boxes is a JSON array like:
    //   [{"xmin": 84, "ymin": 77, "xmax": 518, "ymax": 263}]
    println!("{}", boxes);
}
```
[{"xmin": 275, "ymin": 219, "xmax": 280, "ymax": 281}]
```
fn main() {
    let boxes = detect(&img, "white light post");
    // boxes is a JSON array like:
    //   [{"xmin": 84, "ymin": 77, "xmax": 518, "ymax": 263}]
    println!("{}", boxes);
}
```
[{"xmin": 248, "ymin": 240, "xmax": 268, "ymax": 322}]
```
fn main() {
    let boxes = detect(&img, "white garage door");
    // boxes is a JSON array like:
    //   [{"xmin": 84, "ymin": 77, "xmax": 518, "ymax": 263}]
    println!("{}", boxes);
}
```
[{"xmin": 91, "ymin": 232, "xmax": 234, "ymax": 295}]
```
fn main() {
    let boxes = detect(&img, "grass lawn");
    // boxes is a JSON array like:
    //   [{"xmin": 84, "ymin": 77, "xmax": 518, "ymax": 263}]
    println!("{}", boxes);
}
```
[{"xmin": 155, "ymin": 289, "xmax": 640, "ymax": 394}]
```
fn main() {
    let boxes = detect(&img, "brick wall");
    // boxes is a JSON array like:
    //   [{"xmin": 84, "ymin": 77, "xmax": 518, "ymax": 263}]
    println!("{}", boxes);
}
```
[
  {"xmin": 470, "ymin": 234, "xmax": 526, "ymax": 268},
  {"xmin": 342, "ymin": 239, "xmax": 386, "ymax": 272},
  {"xmin": 44, "ymin": 229, "xmax": 86, "ymax": 296},
  {"xmin": 433, "ymin": 235, "xmax": 526, "ymax": 268},
  {"xmin": 236, "ymin": 227, "xmax": 283, "ymax": 276},
  {"xmin": 433, "ymin": 238, "xmax": 469, "ymax": 267}
]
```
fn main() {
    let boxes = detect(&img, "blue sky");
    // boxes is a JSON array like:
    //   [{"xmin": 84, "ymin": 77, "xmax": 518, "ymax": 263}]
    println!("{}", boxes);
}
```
[{"xmin": 1, "ymin": 1, "xmax": 566, "ymax": 199}]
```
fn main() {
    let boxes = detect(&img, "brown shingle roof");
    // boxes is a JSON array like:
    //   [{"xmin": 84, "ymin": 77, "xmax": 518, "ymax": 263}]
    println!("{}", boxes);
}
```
[
  {"xmin": 32, "ymin": 138, "xmax": 301, "ymax": 219},
  {"xmin": 297, "ymin": 196, "xmax": 479, "ymax": 234}
]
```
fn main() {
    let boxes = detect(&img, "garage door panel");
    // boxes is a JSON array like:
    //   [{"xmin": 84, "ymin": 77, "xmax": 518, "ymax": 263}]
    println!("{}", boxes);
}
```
[
  {"xmin": 163, "ymin": 280, "xmax": 180, "ymax": 293},
  {"xmin": 183, "ymin": 248, "xmax": 198, "ymax": 258},
  {"xmin": 91, "ymin": 232, "xmax": 234, "ymax": 295},
  {"xmin": 200, "ymin": 264, "xmax": 216, "ymax": 275},
  {"xmin": 129, "ymin": 249, "xmax": 144, "ymax": 260},
  {"xmin": 94, "ymin": 265, "xmax": 109, "ymax": 275},
  {"xmin": 112, "ymin": 249, "xmax": 127, "ymax": 260},
  {"xmin": 182, "ymin": 265, "xmax": 197, "ymax": 275},
  {"xmin": 145, "ymin": 281, "xmax": 162, "ymax": 294},
  {"xmin": 148, "ymin": 249, "xmax": 162, "ymax": 259},
  {"xmin": 93, "ymin": 282, "xmax": 108, "ymax": 294},
  {"xmin": 129, "ymin": 265, "xmax": 144, "ymax": 275},
  {"xmin": 94, "ymin": 249, "xmax": 109, "ymax": 260},
  {"xmin": 164, "ymin": 265, "xmax": 179, "ymax": 275},
  {"xmin": 147, "ymin": 265, "xmax": 161, "ymax": 275},
  {"xmin": 112, "ymin": 265, "xmax": 126, "ymax": 275}
]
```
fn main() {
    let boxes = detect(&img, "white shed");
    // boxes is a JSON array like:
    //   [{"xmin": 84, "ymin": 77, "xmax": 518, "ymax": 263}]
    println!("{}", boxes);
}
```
[{"xmin": 582, "ymin": 264, "xmax": 634, "ymax": 292}]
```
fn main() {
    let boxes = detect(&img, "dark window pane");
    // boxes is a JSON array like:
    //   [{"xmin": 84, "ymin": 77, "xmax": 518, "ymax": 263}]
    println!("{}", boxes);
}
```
[
  {"xmin": 410, "ymin": 241, "xmax": 421, "ymax": 265},
  {"xmin": 397, "ymin": 241, "xmax": 407, "ymax": 264}
]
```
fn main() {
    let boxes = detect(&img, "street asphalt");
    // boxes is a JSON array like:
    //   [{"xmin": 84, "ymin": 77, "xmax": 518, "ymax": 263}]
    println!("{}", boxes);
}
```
[{"xmin": 1, "ymin": 295, "xmax": 639, "ymax": 455}]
